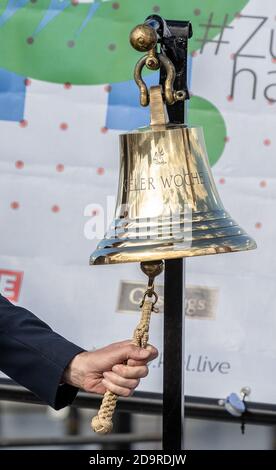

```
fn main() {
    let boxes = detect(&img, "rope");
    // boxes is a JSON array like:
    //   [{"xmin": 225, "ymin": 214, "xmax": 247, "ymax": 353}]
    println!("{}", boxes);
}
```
[{"xmin": 91, "ymin": 299, "xmax": 154, "ymax": 434}]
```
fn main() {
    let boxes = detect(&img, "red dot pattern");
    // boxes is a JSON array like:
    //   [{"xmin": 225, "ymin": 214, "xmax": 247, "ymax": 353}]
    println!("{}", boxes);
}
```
[
  {"xmin": 10, "ymin": 202, "xmax": 67, "ymax": 212},
  {"xmin": 56, "ymin": 164, "xmax": 64, "ymax": 172},
  {"xmin": 9, "ymin": 7, "xmax": 270, "ymax": 239},
  {"xmin": 60, "ymin": 122, "xmax": 68, "ymax": 131},
  {"xmin": 224, "ymin": 136, "xmax": 230, "ymax": 143},
  {"xmin": 15, "ymin": 160, "xmax": 24, "ymax": 169},
  {"xmin": 71, "ymin": 0, "xmax": 79, "ymax": 5},
  {"xmin": 92, "ymin": 209, "xmax": 99, "ymax": 216},
  {"xmin": 51, "ymin": 205, "xmax": 60, "ymax": 213}
]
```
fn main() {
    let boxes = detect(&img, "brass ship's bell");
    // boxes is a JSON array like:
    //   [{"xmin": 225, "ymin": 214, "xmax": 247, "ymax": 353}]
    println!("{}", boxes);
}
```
[
  {"xmin": 90, "ymin": 37, "xmax": 256, "ymax": 265},
  {"xmin": 90, "ymin": 21, "xmax": 257, "ymax": 436}
]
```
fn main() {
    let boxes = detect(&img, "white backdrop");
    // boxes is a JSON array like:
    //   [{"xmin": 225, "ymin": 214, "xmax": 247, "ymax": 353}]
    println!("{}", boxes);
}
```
[{"xmin": 0, "ymin": 0, "xmax": 276, "ymax": 404}]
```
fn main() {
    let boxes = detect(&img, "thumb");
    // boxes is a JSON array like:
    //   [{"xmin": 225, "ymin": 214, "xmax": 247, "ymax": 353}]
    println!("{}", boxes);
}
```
[
  {"xmin": 126, "ymin": 344, "xmax": 151, "ymax": 361},
  {"xmin": 109, "ymin": 341, "xmax": 151, "ymax": 363}
]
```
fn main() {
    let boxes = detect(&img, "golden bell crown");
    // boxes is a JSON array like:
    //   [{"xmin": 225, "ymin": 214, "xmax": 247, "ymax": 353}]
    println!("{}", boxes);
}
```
[{"xmin": 90, "ymin": 31, "xmax": 256, "ymax": 265}]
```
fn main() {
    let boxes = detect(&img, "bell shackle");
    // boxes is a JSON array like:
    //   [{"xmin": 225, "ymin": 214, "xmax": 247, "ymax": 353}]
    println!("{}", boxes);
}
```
[{"xmin": 134, "ymin": 53, "xmax": 185, "ymax": 107}]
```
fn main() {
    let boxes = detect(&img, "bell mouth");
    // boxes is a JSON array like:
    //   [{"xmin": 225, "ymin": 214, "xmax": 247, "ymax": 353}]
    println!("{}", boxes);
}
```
[{"xmin": 90, "ymin": 210, "xmax": 257, "ymax": 265}]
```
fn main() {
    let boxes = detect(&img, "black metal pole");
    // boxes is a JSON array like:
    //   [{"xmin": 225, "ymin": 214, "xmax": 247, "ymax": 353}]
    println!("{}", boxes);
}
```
[
  {"xmin": 102, "ymin": 412, "xmax": 132, "ymax": 451},
  {"xmin": 150, "ymin": 17, "xmax": 192, "ymax": 450},
  {"xmin": 163, "ymin": 259, "xmax": 184, "ymax": 449},
  {"xmin": 65, "ymin": 407, "xmax": 81, "ymax": 436}
]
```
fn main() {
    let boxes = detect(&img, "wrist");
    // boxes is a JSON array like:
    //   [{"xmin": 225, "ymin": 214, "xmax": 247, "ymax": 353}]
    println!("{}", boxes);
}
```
[{"xmin": 62, "ymin": 351, "xmax": 89, "ymax": 389}]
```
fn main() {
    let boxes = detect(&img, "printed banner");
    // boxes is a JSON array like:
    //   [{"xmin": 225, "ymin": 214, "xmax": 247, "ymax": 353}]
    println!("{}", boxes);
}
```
[{"xmin": 0, "ymin": 0, "xmax": 275, "ymax": 404}]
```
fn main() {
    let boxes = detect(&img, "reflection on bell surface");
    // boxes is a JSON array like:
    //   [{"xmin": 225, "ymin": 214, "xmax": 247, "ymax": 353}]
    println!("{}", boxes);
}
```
[{"xmin": 90, "ymin": 87, "xmax": 256, "ymax": 265}]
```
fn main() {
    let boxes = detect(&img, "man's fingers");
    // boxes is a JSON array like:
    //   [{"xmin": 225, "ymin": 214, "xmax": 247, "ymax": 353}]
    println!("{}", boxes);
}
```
[
  {"xmin": 144, "ymin": 344, "xmax": 159, "ymax": 361},
  {"xmin": 127, "ymin": 358, "xmax": 146, "ymax": 367},
  {"xmin": 126, "ymin": 344, "xmax": 158, "ymax": 361},
  {"xmin": 102, "ymin": 378, "xmax": 133, "ymax": 397},
  {"xmin": 107, "ymin": 341, "xmax": 158, "ymax": 365},
  {"xmin": 112, "ymin": 363, "xmax": 148, "ymax": 379},
  {"xmin": 103, "ymin": 371, "xmax": 139, "ymax": 389},
  {"xmin": 119, "ymin": 343, "xmax": 158, "ymax": 362},
  {"xmin": 127, "ymin": 345, "xmax": 158, "ymax": 366}
]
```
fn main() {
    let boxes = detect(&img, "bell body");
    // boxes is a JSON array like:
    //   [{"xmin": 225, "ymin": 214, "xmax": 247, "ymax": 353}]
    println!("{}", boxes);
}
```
[{"xmin": 90, "ymin": 126, "xmax": 256, "ymax": 265}]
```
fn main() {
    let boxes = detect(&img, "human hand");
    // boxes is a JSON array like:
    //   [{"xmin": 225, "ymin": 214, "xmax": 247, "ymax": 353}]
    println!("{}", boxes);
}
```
[{"xmin": 63, "ymin": 340, "xmax": 158, "ymax": 397}]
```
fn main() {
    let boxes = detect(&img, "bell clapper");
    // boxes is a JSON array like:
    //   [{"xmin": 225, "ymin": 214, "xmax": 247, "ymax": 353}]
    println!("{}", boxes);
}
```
[{"xmin": 91, "ymin": 260, "xmax": 163, "ymax": 434}]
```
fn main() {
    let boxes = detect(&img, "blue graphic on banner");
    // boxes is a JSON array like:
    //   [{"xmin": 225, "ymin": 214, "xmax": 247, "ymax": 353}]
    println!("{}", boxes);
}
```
[
  {"xmin": 74, "ymin": 2, "xmax": 101, "ymax": 37},
  {"xmin": 106, "ymin": 56, "xmax": 193, "ymax": 131},
  {"xmin": 106, "ymin": 72, "xmax": 159, "ymax": 131},
  {"xmin": 30, "ymin": 0, "xmax": 100, "ymax": 39},
  {"xmin": 33, "ymin": 0, "xmax": 70, "ymax": 36},
  {"xmin": 0, "ymin": 0, "xmax": 29, "ymax": 27},
  {"xmin": 0, "ymin": 68, "xmax": 25, "ymax": 122}
]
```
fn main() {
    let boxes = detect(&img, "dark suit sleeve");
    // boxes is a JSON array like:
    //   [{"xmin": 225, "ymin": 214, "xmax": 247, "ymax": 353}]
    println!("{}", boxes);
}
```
[{"xmin": 0, "ymin": 294, "xmax": 84, "ymax": 410}]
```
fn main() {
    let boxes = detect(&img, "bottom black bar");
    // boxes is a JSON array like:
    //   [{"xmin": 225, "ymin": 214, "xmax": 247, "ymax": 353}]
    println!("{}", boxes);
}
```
[{"xmin": 0, "ymin": 450, "xmax": 275, "ymax": 466}]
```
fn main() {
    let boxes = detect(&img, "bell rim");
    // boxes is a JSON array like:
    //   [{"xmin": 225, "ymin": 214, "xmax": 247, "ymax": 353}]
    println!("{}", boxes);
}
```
[{"xmin": 90, "ymin": 234, "xmax": 257, "ymax": 265}]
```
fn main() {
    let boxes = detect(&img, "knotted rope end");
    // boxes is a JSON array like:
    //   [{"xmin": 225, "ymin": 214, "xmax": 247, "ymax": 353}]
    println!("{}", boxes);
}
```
[{"xmin": 91, "ymin": 415, "xmax": 113, "ymax": 434}]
